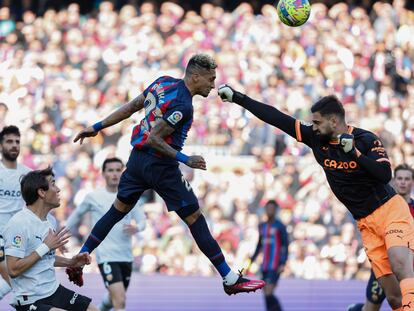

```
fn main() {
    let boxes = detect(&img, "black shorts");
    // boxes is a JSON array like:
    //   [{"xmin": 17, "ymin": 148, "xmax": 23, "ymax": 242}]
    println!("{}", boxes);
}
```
[
  {"xmin": 117, "ymin": 149, "xmax": 198, "ymax": 211},
  {"xmin": 98, "ymin": 261, "xmax": 132, "ymax": 289},
  {"xmin": 0, "ymin": 234, "xmax": 4, "ymax": 262},
  {"xmin": 15, "ymin": 284, "xmax": 91, "ymax": 311},
  {"xmin": 365, "ymin": 269, "xmax": 386, "ymax": 304}
]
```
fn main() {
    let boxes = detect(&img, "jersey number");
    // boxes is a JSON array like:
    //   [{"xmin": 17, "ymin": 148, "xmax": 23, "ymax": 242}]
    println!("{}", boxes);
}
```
[{"xmin": 181, "ymin": 176, "xmax": 192, "ymax": 192}]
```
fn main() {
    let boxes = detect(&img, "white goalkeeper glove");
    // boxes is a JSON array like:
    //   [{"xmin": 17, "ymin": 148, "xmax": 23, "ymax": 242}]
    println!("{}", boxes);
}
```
[
  {"xmin": 218, "ymin": 84, "xmax": 235, "ymax": 102},
  {"xmin": 338, "ymin": 133, "xmax": 356, "ymax": 154}
]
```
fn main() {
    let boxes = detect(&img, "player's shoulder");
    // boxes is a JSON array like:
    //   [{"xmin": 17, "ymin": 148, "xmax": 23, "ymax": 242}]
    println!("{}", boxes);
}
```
[
  {"xmin": 17, "ymin": 163, "xmax": 32, "ymax": 174},
  {"xmin": 352, "ymin": 127, "xmax": 380, "ymax": 142},
  {"xmin": 85, "ymin": 187, "xmax": 107, "ymax": 201},
  {"xmin": 274, "ymin": 218, "xmax": 286, "ymax": 228},
  {"xmin": 7, "ymin": 208, "xmax": 31, "ymax": 227}
]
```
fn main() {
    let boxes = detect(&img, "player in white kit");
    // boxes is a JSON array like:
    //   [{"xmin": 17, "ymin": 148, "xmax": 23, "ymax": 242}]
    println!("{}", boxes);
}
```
[
  {"xmin": 3, "ymin": 167, "xmax": 100, "ymax": 311},
  {"xmin": 66, "ymin": 157, "xmax": 146, "ymax": 311},
  {"xmin": 0, "ymin": 126, "xmax": 31, "ymax": 301}
]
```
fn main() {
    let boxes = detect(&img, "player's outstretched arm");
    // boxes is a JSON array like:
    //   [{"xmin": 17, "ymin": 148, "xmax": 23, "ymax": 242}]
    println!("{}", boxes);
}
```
[
  {"xmin": 55, "ymin": 252, "xmax": 91, "ymax": 268},
  {"xmin": 145, "ymin": 119, "xmax": 207, "ymax": 170},
  {"xmin": 218, "ymin": 85, "xmax": 298, "ymax": 138},
  {"xmin": 74, "ymin": 94, "xmax": 146, "ymax": 144}
]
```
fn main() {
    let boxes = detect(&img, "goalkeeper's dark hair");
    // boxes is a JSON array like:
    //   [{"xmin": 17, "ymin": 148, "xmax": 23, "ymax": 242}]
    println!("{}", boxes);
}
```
[
  {"xmin": 185, "ymin": 54, "xmax": 217, "ymax": 76},
  {"xmin": 0, "ymin": 125, "xmax": 20, "ymax": 143},
  {"xmin": 311, "ymin": 95, "xmax": 345, "ymax": 120},
  {"xmin": 20, "ymin": 167, "xmax": 54, "ymax": 205},
  {"xmin": 102, "ymin": 157, "xmax": 124, "ymax": 172},
  {"xmin": 394, "ymin": 163, "xmax": 414, "ymax": 179}
]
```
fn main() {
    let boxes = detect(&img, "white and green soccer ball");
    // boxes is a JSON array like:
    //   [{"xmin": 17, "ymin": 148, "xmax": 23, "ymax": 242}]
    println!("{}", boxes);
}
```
[{"xmin": 277, "ymin": 0, "xmax": 311, "ymax": 27}]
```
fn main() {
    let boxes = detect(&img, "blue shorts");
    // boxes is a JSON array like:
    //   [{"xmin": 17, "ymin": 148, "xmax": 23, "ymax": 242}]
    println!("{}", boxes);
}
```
[
  {"xmin": 365, "ymin": 269, "xmax": 386, "ymax": 304},
  {"xmin": 117, "ymin": 148, "xmax": 198, "ymax": 212},
  {"xmin": 262, "ymin": 270, "xmax": 281, "ymax": 285}
]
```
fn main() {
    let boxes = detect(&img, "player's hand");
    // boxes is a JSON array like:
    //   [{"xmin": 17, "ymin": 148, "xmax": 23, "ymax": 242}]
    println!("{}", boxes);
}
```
[
  {"xmin": 218, "ymin": 84, "xmax": 235, "ymax": 102},
  {"xmin": 186, "ymin": 155, "xmax": 206, "ymax": 170},
  {"xmin": 70, "ymin": 253, "xmax": 91, "ymax": 267},
  {"xmin": 277, "ymin": 264, "xmax": 285, "ymax": 274},
  {"xmin": 123, "ymin": 224, "xmax": 138, "ymax": 235},
  {"xmin": 338, "ymin": 133, "xmax": 355, "ymax": 153},
  {"xmin": 43, "ymin": 227, "xmax": 71, "ymax": 251},
  {"xmin": 73, "ymin": 126, "xmax": 98, "ymax": 145}
]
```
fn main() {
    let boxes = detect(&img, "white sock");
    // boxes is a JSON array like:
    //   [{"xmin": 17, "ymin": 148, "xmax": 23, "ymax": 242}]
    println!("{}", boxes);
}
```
[
  {"xmin": 98, "ymin": 292, "xmax": 113, "ymax": 311},
  {"xmin": 0, "ymin": 276, "xmax": 11, "ymax": 299},
  {"xmin": 223, "ymin": 270, "xmax": 239, "ymax": 286}
]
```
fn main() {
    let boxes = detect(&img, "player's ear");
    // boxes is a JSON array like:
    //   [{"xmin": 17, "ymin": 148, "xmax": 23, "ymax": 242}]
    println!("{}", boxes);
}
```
[{"xmin": 37, "ymin": 188, "xmax": 47, "ymax": 200}]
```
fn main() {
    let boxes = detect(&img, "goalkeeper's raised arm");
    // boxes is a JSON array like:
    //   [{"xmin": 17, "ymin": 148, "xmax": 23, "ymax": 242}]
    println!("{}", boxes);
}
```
[{"xmin": 218, "ymin": 85, "xmax": 304, "ymax": 143}]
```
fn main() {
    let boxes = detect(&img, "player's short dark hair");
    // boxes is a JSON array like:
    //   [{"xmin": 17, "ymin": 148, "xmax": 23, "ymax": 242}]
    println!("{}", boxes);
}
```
[
  {"xmin": 265, "ymin": 199, "xmax": 279, "ymax": 208},
  {"xmin": 185, "ymin": 54, "xmax": 217, "ymax": 75},
  {"xmin": 311, "ymin": 95, "xmax": 345, "ymax": 120},
  {"xmin": 0, "ymin": 125, "xmax": 20, "ymax": 143},
  {"xmin": 394, "ymin": 164, "xmax": 414, "ymax": 179},
  {"xmin": 102, "ymin": 157, "xmax": 124, "ymax": 172},
  {"xmin": 20, "ymin": 167, "xmax": 54, "ymax": 205}
]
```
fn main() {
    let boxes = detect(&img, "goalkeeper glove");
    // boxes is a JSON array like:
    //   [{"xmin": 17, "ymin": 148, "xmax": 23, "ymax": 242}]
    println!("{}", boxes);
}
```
[
  {"xmin": 218, "ymin": 85, "xmax": 235, "ymax": 102},
  {"xmin": 338, "ymin": 133, "xmax": 361, "ymax": 157}
]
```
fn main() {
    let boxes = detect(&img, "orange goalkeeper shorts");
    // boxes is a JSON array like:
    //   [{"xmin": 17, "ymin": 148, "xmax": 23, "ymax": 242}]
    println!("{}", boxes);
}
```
[{"xmin": 357, "ymin": 194, "xmax": 414, "ymax": 278}]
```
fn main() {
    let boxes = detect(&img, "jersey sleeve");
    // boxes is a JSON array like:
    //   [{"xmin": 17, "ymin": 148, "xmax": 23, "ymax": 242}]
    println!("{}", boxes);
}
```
[
  {"xmin": 131, "ymin": 203, "xmax": 147, "ymax": 232},
  {"xmin": 363, "ymin": 134, "xmax": 391, "ymax": 165},
  {"xmin": 66, "ymin": 194, "xmax": 93, "ymax": 230},
  {"xmin": 294, "ymin": 120, "xmax": 314, "ymax": 147},
  {"xmin": 4, "ymin": 222, "xmax": 27, "ymax": 258},
  {"xmin": 163, "ymin": 100, "xmax": 191, "ymax": 129}
]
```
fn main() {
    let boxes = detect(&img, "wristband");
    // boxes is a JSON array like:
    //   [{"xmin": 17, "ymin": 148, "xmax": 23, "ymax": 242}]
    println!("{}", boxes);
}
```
[
  {"xmin": 175, "ymin": 151, "xmax": 189, "ymax": 164},
  {"xmin": 35, "ymin": 243, "xmax": 50, "ymax": 258},
  {"xmin": 92, "ymin": 121, "xmax": 103, "ymax": 132}
]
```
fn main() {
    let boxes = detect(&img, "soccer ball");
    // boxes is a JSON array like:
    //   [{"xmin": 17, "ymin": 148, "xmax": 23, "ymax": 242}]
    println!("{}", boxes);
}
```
[{"xmin": 277, "ymin": 0, "xmax": 311, "ymax": 27}]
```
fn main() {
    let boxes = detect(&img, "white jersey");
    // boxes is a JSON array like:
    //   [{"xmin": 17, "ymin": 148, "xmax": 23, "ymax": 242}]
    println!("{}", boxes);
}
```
[
  {"xmin": 3, "ymin": 208, "xmax": 59, "ymax": 306},
  {"xmin": 66, "ymin": 188, "xmax": 146, "ymax": 264},
  {"xmin": 0, "ymin": 162, "xmax": 31, "ymax": 230}
]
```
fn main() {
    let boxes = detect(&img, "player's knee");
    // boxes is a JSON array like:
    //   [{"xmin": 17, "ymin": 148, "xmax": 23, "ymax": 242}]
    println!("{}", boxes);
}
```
[
  {"xmin": 389, "ymin": 257, "xmax": 410, "ymax": 279},
  {"xmin": 176, "ymin": 204, "xmax": 201, "ymax": 226},
  {"xmin": 111, "ymin": 293, "xmax": 126, "ymax": 308},
  {"xmin": 114, "ymin": 198, "xmax": 134, "ymax": 213}
]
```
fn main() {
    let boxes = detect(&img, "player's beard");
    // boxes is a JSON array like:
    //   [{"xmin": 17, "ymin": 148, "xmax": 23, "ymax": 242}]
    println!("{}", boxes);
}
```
[
  {"xmin": 2, "ymin": 150, "xmax": 19, "ymax": 161},
  {"xmin": 317, "ymin": 132, "xmax": 332, "ymax": 145}
]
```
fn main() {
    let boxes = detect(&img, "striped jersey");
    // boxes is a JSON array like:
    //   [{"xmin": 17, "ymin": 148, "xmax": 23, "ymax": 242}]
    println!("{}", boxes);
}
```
[
  {"xmin": 409, "ymin": 198, "xmax": 414, "ymax": 218},
  {"xmin": 253, "ymin": 219, "xmax": 289, "ymax": 272},
  {"xmin": 130, "ymin": 76, "xmax": 193, "ymax": 155}
]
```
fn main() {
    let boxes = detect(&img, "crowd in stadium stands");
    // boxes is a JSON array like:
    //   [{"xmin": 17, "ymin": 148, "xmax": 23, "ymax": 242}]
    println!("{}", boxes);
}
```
[{"xmin": 0, "ymin": 0, "xmax": 413, "ymax": 280}]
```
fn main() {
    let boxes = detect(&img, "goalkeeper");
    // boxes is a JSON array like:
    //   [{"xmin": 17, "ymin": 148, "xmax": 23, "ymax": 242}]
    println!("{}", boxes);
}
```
[{"xmin": 219, "ymin": 85, "xmax": 414, "ymax": 311}]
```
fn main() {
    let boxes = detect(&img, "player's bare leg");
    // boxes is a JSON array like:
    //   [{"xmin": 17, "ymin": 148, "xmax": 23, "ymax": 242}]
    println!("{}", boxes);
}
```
[
  {"xmin": 377, "ymin": 274, "xmax": 403, "ymax": 310},
  {"xmin": 108, "ymin": 282, "xmax": 126, "ymax": 311},
  {"xmin": 388, "ymin": 246, "xmax": 414, "ymax": 310}
]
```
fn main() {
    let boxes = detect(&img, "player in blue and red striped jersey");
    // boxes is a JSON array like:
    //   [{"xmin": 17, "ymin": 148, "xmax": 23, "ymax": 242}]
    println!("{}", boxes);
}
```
[
  {"xmin": 69, "ymin": 54, "xmax": 265, "ymax": 296},
  {"xmin": 248, "ymin": 200, "xmax": 288, "ymax": 311},
  {"xmin": 348, "ymin": 164, "xmax": 414, "ymax": 311}
]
